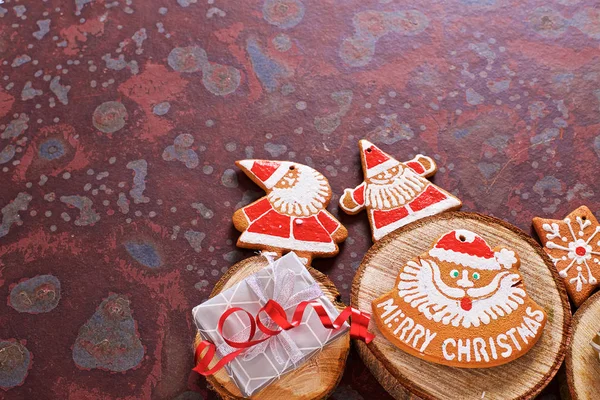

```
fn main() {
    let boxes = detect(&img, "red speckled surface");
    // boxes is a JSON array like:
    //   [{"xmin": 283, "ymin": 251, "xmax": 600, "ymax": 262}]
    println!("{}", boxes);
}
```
[{"xmin": 1, "ymin": 0, "xmax": 599, "ymax": 398}]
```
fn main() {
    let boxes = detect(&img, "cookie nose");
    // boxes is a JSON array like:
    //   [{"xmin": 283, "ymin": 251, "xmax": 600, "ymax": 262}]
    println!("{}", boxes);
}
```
[{"xmin": 456, "ymin": 270, "xmax": 474, "ymax": 288}]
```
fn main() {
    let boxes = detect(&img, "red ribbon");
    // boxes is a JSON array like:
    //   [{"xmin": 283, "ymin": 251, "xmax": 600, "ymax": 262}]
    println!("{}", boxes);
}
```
[{"xmin": 193, "ymin": 299, "xmax": 374, "ymax": 376}]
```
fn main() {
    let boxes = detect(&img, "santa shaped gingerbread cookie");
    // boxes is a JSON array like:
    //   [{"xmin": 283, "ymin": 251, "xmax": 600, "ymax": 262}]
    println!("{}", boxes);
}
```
[
  {"xmin": 233, "ymin": 159, "xmax": 347, "ymax": 263},
  {"xmin": 340, "ymin": 140, "xmax": 462, "ymax": 241},
  {"xmin": 372, "ymin": 229, "xmax": 547, "ymax": 368},
  {"xmin": 533, "ymin": 205, "xmax": 600, "ymax": 307}
]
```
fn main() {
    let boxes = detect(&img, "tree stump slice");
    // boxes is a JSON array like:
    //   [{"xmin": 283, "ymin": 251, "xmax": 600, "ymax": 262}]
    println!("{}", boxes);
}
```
[
  {"xmin": 351, "ymin": 212, "xmax": 571, "ymax": 400},
  {"xmin": 354, "ymin": 338, "xmax": 423, "ymax": 400},
  {"xmin": 194, "ymin": 255, "xmax": 350, "ymax": 400},
  {"xmin": 564, "ymin": 290, "xmax": 600, "ymax": 400}
]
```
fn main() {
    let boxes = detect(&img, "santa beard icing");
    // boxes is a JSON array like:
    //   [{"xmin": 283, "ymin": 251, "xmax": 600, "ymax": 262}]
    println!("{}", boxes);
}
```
[
  {"xmin": 372, "ymin": 229, "xmax": 547, "ymax": 368},
  {"xmin": 364, "ymin": 165, "xmax": 428, "ymax": 210},
  {"xmin": 268, "ymin": 164, "xmax": 331, "ymax": 217},
  {"xmin": 398, "ymin": 258, "xmax": 526, "ymax": 329}
]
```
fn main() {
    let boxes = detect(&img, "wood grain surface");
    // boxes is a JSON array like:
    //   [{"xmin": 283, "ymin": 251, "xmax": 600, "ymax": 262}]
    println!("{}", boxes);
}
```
[
  {"xmin": 564, "ymin": 290, "xmax": 600, "ymax": 400},
  {"xmin": 194, "ymin": 255, "xmax": 350, "ymax": 400},
  {"xmin": 351, "ymin": 212, "xmax": 571, "ymax": 400}
]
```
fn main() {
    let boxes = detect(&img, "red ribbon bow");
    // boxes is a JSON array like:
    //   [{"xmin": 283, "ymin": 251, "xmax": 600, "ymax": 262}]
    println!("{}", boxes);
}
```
[{"xmin": 193, "ymin": 299, "xmax": 374, "ymax": 376}]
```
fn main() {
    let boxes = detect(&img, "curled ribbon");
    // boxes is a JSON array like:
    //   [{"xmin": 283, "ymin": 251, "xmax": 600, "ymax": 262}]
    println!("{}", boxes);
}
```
[
  {"xmin": 192, "ymin": 299, "xmax": 374, "ymax": 376},
  {"xmin": 217, "ymin": 266, "xmax": 323, "ymax": 366}
]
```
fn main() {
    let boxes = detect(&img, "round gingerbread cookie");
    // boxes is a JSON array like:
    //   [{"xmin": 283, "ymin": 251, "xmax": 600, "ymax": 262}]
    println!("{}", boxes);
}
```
[
  {"xmin": 352, "ymin": 212, "xmax": 570, "ymax": 400},
  {"xmin": 372, "ymin": 228, "xmax": 547, "ymax": 368}
]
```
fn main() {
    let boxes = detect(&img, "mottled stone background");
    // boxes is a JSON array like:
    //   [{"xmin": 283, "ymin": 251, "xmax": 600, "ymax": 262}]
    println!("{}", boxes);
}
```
[{"xmin": 1, "ymin": 0, "xmax": 598, "ymax": 398}]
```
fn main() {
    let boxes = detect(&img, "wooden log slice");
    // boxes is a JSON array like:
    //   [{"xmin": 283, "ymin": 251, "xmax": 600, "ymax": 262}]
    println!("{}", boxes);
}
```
[
  {"xmin": 351, "ymin": 212, "xmax": 571, "ymax": 400},
  {"xmin": 564, "ymin": 290, "xmax": 600, "ymax": 400},
  {"xmin": 194, "ymin": 255, "xmax": 350, "ymax": 400}
]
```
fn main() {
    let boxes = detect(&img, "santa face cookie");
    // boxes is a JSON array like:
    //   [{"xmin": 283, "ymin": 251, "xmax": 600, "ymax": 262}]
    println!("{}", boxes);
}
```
[
  {"xmin": 372, "ymin": 229, "xmax": 547, "ymax": 368},
  {"xmin": 232, "ymin": 160, "xmax": 348, "ymax": 263},
  {"xmin": 340, "ymin": 140, "xmax": 462, "ymax": 242},
  {"xmin": 533, "ymin": 206, "xmax": 600, "ymax": 307}
]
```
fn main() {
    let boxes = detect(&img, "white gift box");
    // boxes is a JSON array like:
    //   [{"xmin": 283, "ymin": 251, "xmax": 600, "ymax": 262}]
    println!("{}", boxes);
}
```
[{"xmin": 192, "ymin": 252, "xmax": 348, "ymax": 397}]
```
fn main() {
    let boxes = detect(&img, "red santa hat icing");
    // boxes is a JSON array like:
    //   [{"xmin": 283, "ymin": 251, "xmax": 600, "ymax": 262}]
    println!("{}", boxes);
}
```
[
  {"xmin": 428, "ymin": 229, "xmax": 518, "ymax": 270},
  {"xmin": 359, "ymin": 140, "xmax": 400, "ymax": 178},
  {"xmin": 237, "ymin": 160, "xmax": 290, "ymax": 189}
]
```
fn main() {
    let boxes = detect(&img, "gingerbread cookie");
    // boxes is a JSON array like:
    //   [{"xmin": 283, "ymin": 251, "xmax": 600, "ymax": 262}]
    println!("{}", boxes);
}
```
[
  {"xmin": 232, "ymin": 159, "xmax": 347, "ymax": 263},
  {"xmin": 533, "ymin": 205, "xmax": 600, "ymax": 307},
  {"xmin": 372, "ymin": 229, "xmax": 547, "ymax": 368},
  {"xmin": 340, "ymin": 140, "xmax": 462, "ymax": 241}
]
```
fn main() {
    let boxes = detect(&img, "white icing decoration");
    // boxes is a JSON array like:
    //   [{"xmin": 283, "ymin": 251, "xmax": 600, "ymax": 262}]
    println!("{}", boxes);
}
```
[
  {"xmin": 559, "ymin": 270, "xmax": 568, "ymax": 278},
  {"xmin": 365, "ymin": 167, "xmax": 426, "ymax": 209},
  {"xmin": 239, "ymin": 230, "xmax": 337, "ymax": 253},
  {"xmin": 370, "ymin": 196, "xmax": 461, "ymax": 241},
  {"xmin": 570, "ymin": 271, "xmax": 586, "ymax": 292},
  {"xmin": 397, "ymin": 258, "xmax": 526, "ymax": 329},
  {"xmin": 267, "ymin": 164, "xmax": 329, "ymax": 217},
  {"xmin": 543, "ymin": 215, "xmax": 600, "ymax": 291},
  {"xmin": 542, "ymin": 222, "xmax": 561, "ymax": 240},
  {"xmin": 576, "ymin": 216, "xmax": 592, "ymax": 231},
  {"xmin": 237, "ymin": 161, "xmax": 346, "ymax": 255},
  {"xmin": 429, "ymin": 247, "xmax": 500, "ymax": 270},
  {"xmin": 547, "ymin": 241, "xmax": 569, "ymax": 251},
  {"xmin": 495, "ymin": 248, "xmax": 517, "ymax": 269},
  {"xmin": 342, "ymin": 141, "xmax": 461, "ymax": 241},
  {"xmin": 453, "ymin": 229, "xmax": 476, "ymax": 243}
]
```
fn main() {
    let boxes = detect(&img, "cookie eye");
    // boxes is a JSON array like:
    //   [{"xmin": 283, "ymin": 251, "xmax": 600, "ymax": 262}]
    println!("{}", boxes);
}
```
[
  {"xmin": 473, "ymin": 272, "xmax": 480, "ymax": 280},
  {"xmin": 450, "ymin": 270, "xmax": 459, "ymax": 278}
]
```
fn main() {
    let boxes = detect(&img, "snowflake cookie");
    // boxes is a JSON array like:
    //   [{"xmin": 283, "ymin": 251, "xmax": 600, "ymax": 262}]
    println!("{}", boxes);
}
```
[{"xmin": 533, "ymin": 205, "xmax": 600, "ymax": 307}]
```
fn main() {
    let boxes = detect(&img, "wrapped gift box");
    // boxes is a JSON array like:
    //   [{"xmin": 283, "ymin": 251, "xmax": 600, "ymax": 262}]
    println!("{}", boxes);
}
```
[{"xmin": 192, "ymin": 252, "xmax": 348, "ymax": 397}]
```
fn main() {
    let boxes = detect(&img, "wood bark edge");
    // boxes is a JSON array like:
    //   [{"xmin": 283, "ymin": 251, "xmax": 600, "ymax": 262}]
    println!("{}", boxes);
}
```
[
  {"xmin": 350, "ymin": 211, "xmax": 572, "ymax": 400},
  {"xmin": 193, "ymin": 255, "xmax": 350, "ymax": 400}
]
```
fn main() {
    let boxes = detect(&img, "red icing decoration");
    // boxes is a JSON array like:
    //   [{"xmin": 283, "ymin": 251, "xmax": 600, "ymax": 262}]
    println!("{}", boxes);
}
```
[
  {"xmin": 364, "ymin": 145, "xmax": 390, "ymax": 169},
  {"xmin": 373, "ymin": 206, "xmax": 409, "ymax": 229},
  {"xmin": 406, "ymin": 161, "xmax": 425, "ymax": 175},
  {"xmin": 576, "ymin": 246, "xmax": 586, "ymax": 256},
  {"xmin": 436, "ymin": 231, "xmax": 494, "ymax": 258},
  {"xmin": 317, "ymin": 212, "xmax": 339, "ymax": 234},
  {"xmin": 248, "ymin": 209, "xmax": 290, "ymax": 238},
  {"xmin": 244, "ymin": 198, "xmax": 272, "ymax": 221},
  {"xmin": 460, "ymin": 297, "xmax": 472, "ymax": 311},
  {"xmin": 293, "ymin": 215, "xmax": 332, "ymax": 242},
  {"xmin": 353, "ymin": 184, "xmax": 365, "ymax": 205},
  {"xmin": 192, "ymin": 300, "xmax": 375, "ymax": 376},
  {"xmin": 410, "ymin": 185, "xmax": 447, "ymax": 212},
  {"xmin": 250, "ymin": 161, "xmax": 281, "ymax": 182}
]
